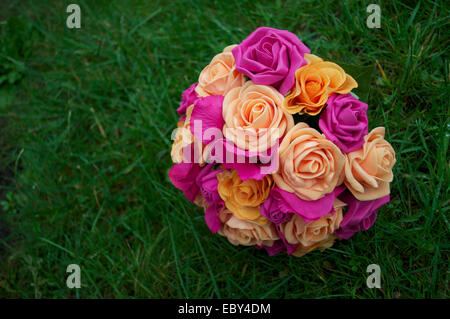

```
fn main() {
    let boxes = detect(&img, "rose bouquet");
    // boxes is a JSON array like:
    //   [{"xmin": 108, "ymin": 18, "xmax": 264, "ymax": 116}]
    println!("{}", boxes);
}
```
[{"xmin": 169, "ymin": 27, "xmax": 396, "ymax": 257}]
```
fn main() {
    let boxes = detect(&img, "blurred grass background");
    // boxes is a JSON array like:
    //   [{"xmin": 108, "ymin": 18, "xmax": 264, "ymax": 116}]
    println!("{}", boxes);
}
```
[{"xmin": 0, "ymin": 0, "xmax": 448, "ymax": 298}]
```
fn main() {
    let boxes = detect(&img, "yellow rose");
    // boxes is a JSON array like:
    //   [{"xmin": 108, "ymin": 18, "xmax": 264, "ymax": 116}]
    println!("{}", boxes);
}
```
[
  {"xmin": 196, "ymin": 45, "xmax": 246, "ymax": 97},
  {"xmin": 344, "ymin": 127, "xmax": 396, "ymax": 200},
  {"xmin": 217, "ymin": 169, "xmax": 273, "ymax": 224},
  {"xmin": 284, "ymin": 54, "xmax": 358, "ymax": 115},
  {"xmin": 218, "ymin": 209, "xmax": 279, "ymax": 246}
]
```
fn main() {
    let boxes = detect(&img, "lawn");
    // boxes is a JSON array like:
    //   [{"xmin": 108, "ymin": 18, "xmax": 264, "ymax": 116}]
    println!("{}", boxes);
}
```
[{"xmin": 0, "ymin": 0, "xmax": 448, "ymax": 298}]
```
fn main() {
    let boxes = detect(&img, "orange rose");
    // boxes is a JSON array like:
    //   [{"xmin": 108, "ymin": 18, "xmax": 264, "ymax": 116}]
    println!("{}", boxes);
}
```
[
  {"xmin": 222, "ymin": 81, "xmax": 294, "ymax": 152},
  {"xmin": 273, "ymin": 122, "xmax": 345, "ymax": 200},
  {"xmin": 284, "ymin": 54, "xmax": 358, "ymax": 115},
  {"xmin": 195, "ymin": 45, "xmax": 245, "ymax": 97},
  {"xmin": 217, "ymin": 169, "xmax": 273, "ymax": 224},
  {"xmin": 344, "ymin": 127, "xmax": 396, "ymax": 201},
  {"xmin": 218, "ymin": 209, "xmax": 279, "ymax": 246}
]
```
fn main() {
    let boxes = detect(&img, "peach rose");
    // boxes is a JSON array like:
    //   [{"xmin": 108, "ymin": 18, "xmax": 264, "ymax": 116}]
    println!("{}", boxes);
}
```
[
  {"xmin": 273, "ymin": 122, "xmax": 345, "ymax": 200},
  {"xmin": 280, "ymin": 198, "xmax": 345, "ymax": 247},
  {"xmin": 344, "ymin": 127, "xmax": 396, "ymax": 201},
  {"xmin": 171, "ymin": 105, "xmax": 204, "ymax": 164},
  {"xmin": 218, "ymin": 209, "xmax": 279, "ymax": 246},
  {"xmin": 171, "ymin": 106, "xmax": 195, "ymax": 163},
  {"xmin": 222, "ymin": 81, "xmax": 294, "ymax": 152},
  {"xmin": 284, "ymin": 54, "xmax": 358, "ymax": 115},
  {"xmin": 292, "ymin": 235, "xmax": 338, "ymax": 257},
  {"xmin": 195, "ymin": 45, "xmax": 245, "ymax": 97},
  {"xmin": 193, "ymin": 193, "xmax": 207, "ymax": 208},
  {"xmin": 217, "ymin": 169, "xmax": 273, "ymax": 224}
]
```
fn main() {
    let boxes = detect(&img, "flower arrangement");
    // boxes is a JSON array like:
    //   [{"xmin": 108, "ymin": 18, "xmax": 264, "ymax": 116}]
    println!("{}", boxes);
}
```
[{"xmin": 169, "ymin": 27, "xmax": 396, "ymax": 257}]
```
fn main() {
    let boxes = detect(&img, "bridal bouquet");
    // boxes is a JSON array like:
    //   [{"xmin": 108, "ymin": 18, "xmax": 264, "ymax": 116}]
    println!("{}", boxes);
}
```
[{"xmin": 169, "ymin": 27, "xmax": 396, "ymax": 257}]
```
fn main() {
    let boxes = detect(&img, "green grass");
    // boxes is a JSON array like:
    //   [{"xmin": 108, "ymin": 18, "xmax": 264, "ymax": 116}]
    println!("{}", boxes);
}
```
[{"xmin": 0, "ymin": 0, "xmax": 448, "ymax": 298}]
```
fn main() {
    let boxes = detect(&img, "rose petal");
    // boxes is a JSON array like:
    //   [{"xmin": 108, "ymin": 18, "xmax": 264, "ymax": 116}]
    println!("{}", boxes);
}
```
[{"xmin": 190, "ymin": 95, "xmax": 225, "ymax": 145}]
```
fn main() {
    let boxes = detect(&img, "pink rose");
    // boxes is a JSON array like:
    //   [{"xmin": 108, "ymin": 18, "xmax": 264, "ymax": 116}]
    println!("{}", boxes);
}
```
[
  {"xmin": 265, "ymin": 185, "xmax": 346, "ymax": 223},
  {"xmin": 319, "ymin": 94, "xmax": 368, "ymax": 153},
  {"xmin": 177, "ymin": 83, "xmax": 199, "ymax": 115},
  {"xmin": 168, "ymin": 163, "xmax": 201, "ymax": 202},
  {"xmin": 260, "ymin": 193, "xmax": 292, "ymax": 225},
  {"xmin": 335, "ymin": 191, "xmax": 390, "ymax": 239},
  {"xmin": 232, "ymin": 27, "xmax": 310, "ymax": 95}
]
